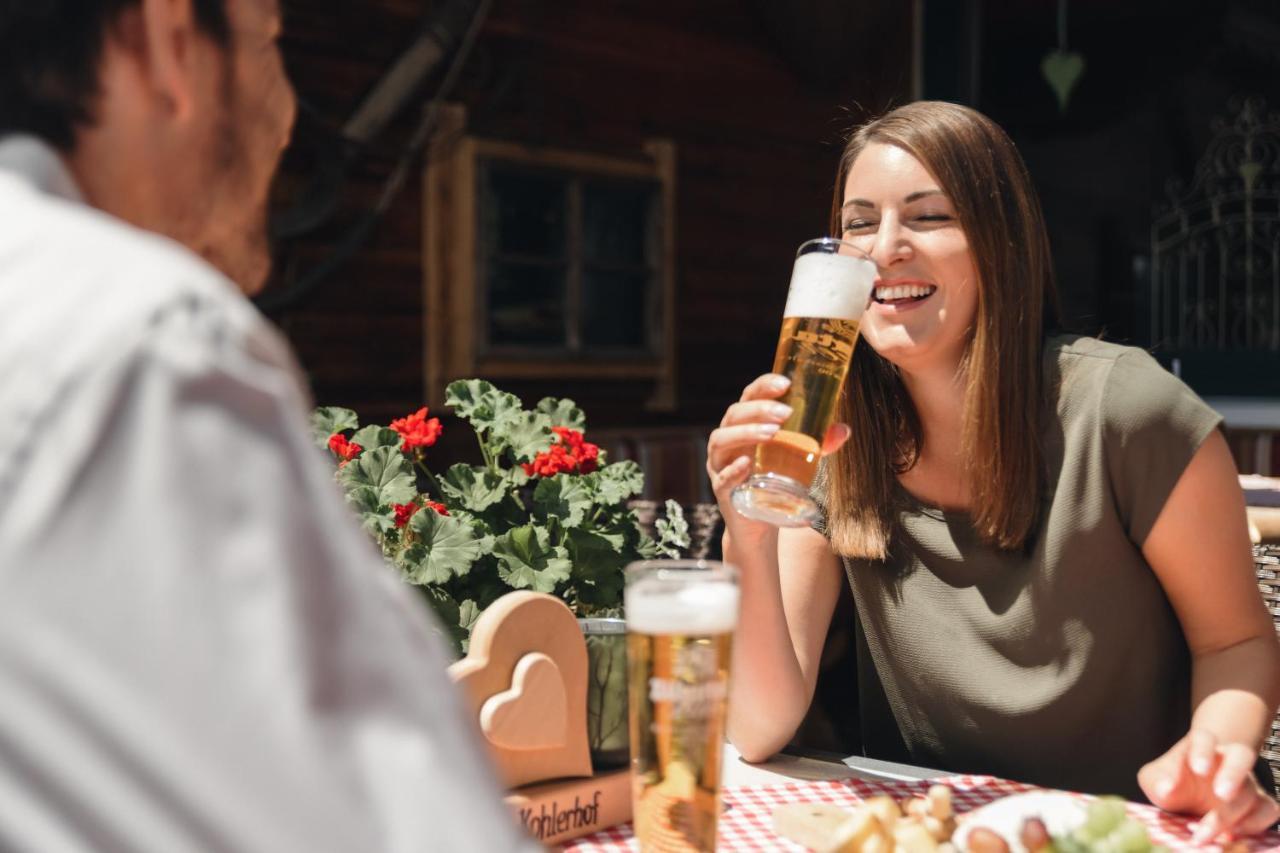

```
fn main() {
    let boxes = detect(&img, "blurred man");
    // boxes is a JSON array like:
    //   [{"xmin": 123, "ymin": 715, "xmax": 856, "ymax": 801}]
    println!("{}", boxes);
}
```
[{"xmin": 0, "ymin": 1, "xmax": 534, "ymax": 849}]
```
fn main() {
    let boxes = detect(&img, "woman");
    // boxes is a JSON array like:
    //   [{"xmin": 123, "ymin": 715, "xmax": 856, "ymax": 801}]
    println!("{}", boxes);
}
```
[{"xmin": 707, "ymin": 101, "xmax": 1280, "ymax": 843}]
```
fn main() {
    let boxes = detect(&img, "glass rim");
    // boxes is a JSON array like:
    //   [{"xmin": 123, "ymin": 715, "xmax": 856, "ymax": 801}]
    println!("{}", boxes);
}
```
[
  {"xmin": 796, "ymin": 235, "xmax": 871, "ymax": 260},
  {"xmin": 624, "ymin": 558, "xmax": 738, "ymax": 583}
]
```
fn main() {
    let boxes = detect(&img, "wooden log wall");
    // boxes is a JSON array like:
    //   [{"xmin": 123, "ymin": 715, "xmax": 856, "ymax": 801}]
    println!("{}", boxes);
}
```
[{"xmin": 270, "ymin": 0, "xmax": 913, "ymax": 491}]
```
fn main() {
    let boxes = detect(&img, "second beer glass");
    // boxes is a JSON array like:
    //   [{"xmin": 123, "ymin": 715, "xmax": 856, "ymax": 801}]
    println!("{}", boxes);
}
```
[
  {"xmin": 626, "ymin": 560, "xmax": 740, "ymax": 852},
  {"xmin": 730, "ymin": 237, "xmax": 876, "ymax": 527}
]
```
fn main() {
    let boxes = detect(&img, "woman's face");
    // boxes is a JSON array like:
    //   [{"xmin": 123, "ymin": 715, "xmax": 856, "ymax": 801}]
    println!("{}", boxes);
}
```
[{"xmin": 840, "ymin": 143, "xmax": 979, "ymax": 375}]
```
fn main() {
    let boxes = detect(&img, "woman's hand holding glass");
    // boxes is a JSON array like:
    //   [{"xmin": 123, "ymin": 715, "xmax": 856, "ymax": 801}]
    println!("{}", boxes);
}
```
[{"xmin": 706, "ymin": 373, "xmax": 851, "ymax": 543}]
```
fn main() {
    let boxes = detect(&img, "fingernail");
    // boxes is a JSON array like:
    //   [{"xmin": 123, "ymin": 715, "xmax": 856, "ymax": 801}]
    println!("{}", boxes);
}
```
[
  {"xmin": 768, "ymin": 403, "xmax": 792, "ymax": 420},
  {"xmin": 756, "ymin": 423, "xmax": 780, "ymax": 438},
  {"xmin": 768, "ymin": 375, "xmax": 790, "ymax": 391},
  {"xmin": 1191, "ymin": 757, "xmax": 1211, "ymax": 775}
]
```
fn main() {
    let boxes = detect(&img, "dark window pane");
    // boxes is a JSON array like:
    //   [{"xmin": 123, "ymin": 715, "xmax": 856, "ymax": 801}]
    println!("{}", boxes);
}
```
[
  {"xmin": 582, "ymin": 182, "xmax": 654, "ymax": 266},
  {"xmin": 487, "ymin": 262, "xmax": 566, "ymax": 347},
  {"xmin": 485, "ymin": 168, "xmax": 567, "ymax": 257},
  {"xmin": 582, "ymin": 269, "xmax": 648, "ymax": 350}
]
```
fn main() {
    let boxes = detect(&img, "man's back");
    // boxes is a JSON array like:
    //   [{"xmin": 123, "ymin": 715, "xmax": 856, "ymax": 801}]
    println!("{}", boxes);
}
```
[{"xmin": 0, "ymin": 137, "xmax": 532, "ymax": 853}]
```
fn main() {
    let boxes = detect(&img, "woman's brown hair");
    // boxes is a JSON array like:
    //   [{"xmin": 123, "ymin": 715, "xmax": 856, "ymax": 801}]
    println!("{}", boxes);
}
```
[{"xmin": 824, "ymin": 101, "xmax": 1061, "ymax": 559}]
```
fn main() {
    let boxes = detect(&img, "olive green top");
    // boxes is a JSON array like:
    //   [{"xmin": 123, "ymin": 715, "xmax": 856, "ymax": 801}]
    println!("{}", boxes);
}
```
[{"xmin": 815, "ymin": 336, "xmax": 1222, "ymax": 799}]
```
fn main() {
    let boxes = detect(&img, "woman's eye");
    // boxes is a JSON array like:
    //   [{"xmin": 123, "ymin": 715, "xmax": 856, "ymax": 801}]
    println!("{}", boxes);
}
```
[
  {"xmin": 843, "ymin": 220, "xmax": 875, "ymax": 231},
  {"xmin": 916, "ymin": 214, "xmax": 952, "ymax": 223}
]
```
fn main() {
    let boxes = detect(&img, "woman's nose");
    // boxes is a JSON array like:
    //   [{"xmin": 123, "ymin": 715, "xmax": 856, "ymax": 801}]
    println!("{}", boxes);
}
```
[{"xmin": 869, "ymin": 219, "xmax": 911, "ymax": 269}]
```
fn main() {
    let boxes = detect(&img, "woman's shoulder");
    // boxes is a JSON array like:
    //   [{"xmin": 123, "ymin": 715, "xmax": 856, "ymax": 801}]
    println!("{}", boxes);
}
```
[{"xmin": 1044, "ymin": 333, "xmax": 1218, "ymax": 439}]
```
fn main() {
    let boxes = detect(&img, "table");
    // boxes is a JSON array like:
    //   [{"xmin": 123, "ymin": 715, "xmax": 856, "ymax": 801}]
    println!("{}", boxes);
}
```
[{"xmin": 564, "ymin": 744, "xmax": 1280, "ymax": 851}]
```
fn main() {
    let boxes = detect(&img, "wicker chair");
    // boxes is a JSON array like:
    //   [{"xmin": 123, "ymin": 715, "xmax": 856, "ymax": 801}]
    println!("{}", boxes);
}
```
[{"xmin": 1256, "ymin": 544, "xmax": 1280, "ymax": 794}]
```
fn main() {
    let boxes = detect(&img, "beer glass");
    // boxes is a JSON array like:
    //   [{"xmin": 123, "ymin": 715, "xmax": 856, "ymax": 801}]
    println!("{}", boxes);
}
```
[
  {"xmin": 731, "ymin": 237, "xmax": 876, "ymax": 526},
  {"xmin": 625, "ymin": 560, "xmax": 740, "ymax": 852}
]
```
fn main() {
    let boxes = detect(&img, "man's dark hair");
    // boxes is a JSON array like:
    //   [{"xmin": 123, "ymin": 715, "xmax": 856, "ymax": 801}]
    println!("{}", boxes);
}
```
[{"xmin": 0, "ymin": 1, "xmax": 230, "ymax": 150}]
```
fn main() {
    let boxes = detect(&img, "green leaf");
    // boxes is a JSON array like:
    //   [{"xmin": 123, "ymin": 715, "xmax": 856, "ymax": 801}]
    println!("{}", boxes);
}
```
[
  {"xmin": 655, "ymin": 499, "xmax": 691, "ymax": 558},
  {"xmin": 417, "ymin": 585, "xmax": 466, "ymax": 658},
  {"xmin": 399, "ymin": 510, "xmax": 486, "ymax": 585},
  {"xmin": 344, "ymin": 485, "xmax": 396, "ymax": 535},
  {"xmin": 536, "ymin": 397, "xmax": 586, "ymax": 431},
  {"xmin": 338, "ymin": 446, "xmax": 417, "ymax": 507},
  {"xmin": 310, "ymin": 406, "xmax": 359, "ymax": 448},
  {"xmin": 438, "ymin": 464, "xmax": 509, "ymax": 512},
  {"xmin": 445, "ymin": 380, "xmax": 523, "ymax": 434},
  {"xmin": 492, "ymin": 524, "xmax": 572, "ymax": 593},
  {"xmin": 351, "ymin": 425, "xmax": 403, "ymax": 451},
  {"xmin": 533, "ymin": 474, "xmax": 593, "ymax": 528},
  {"xmin": 595, "ymin": 460, "xmax": 644, "ymax": 504},
  {"xmin": 492, "ymin": 410, "xmax": 553, "ymax": 462},
  {"xmin": 458, "ymin": 599, "xmax": 482, "ymax": 636}
]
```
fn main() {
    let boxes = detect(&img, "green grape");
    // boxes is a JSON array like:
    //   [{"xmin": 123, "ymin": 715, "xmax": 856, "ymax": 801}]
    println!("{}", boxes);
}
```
[
  {"xmin": 1076, "ymin": 797, "xmax": 1128, "ymax": 841},
  {"xmin": 1096, "ymin": 820, "xmax": 1152, "ymax": 853}
]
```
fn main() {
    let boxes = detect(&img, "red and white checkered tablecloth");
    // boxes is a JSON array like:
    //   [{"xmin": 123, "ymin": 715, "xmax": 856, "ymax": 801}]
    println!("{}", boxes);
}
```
[{"xmin": 563, "ymin": 774, "xmax": 1280, "ymax": 851}]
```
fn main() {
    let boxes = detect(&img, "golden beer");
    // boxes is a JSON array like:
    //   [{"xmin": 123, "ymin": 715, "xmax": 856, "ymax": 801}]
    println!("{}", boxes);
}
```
[
  {"xmin": 626, "ymin": 561, "xmax": 740, "ymax": 853},
  {"xmin": 732, "ymin": 238, "xmax": 875, "ymax": 527},
  {"xmin": 754, "ymin": 316, "xmax": 861, "ymax": 486}
]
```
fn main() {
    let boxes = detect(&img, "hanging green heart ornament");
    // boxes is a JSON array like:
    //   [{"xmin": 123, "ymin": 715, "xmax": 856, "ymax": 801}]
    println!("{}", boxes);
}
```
[{"xmin": 1041, "ymin": 49, "xmax": 1085, "ymax": 113}]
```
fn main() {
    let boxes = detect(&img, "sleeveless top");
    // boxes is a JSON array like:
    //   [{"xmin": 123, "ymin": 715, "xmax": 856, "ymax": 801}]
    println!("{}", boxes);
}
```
[{"xmin": 815, "ymin": 336, "xmax": 1225, "ymax": 799}]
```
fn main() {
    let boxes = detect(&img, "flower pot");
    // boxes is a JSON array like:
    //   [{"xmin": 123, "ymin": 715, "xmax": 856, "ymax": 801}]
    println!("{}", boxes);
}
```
[{"xmin": 578, "ymin": 617, "xmax": 629, "ymax": 771}]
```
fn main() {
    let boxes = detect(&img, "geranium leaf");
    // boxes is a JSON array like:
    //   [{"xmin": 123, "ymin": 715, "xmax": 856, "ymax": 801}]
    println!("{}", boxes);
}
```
[
  {"xmin": 566, "ymin": 528, "xmax": 627, "ymax": 608},
  {"xmin": 445, "ymin": 380, "xmax": 523, "ymax": 434},
  {"xmin": 492, "ymin": 524, "xmax": 572, "ymax": 593},
  {"xmin": 438, "ymin": 464, "xmax": 509, "ymax": 512},
  {"xmin": 351, "ymin": 425, "xmax": 402, "ymax": 451},
  {"xmin": 339, "ymin": 446, "xmax": 417, "ymax": 507},
  {"xmin": 595, "ymin": 460, "xmax": 644, "ymax": 504},
  {"xmin": 533, "ymin": 474, "xmax": 593, "ymax": 528},
  {"xmin": 310, "ymin": 406, "xmax": 359, "ymax": 448},
  {"xmin": 458, "ymin": 599, "xmax": 482, "ymax": 635},
  {"xmin": 344, "ymin": 485, "xmax": 396, "ymax": 534},
  {"xmin": 400, "ymin": 510, "xmax": 485, "ymax": 585},
  {"xmin": 417, "ymin": 585, "xmax": 466, "ymax": 657},
  {"xmin": 536, "ymin": 397, "xmax": 586, "ymax": 431},
  {"xmin": 493, "ymin": 410, "xmax": 553, "ymax": 462},
  {"xmin": 655, "ymin": 499, "xmax": 691, "ymax": 558}
]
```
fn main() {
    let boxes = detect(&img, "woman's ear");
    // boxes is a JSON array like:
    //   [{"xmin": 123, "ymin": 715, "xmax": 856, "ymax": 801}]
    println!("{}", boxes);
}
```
[{"xmin": 134, "ymin": 0, "xmax": 200, "ymax": 120}]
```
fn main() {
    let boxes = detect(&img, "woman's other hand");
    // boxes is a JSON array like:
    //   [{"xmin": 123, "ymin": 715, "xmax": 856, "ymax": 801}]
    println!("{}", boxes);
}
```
[{"xmin": 1138, "ymin": 729, "xmax": 1280, "ymax": 842}]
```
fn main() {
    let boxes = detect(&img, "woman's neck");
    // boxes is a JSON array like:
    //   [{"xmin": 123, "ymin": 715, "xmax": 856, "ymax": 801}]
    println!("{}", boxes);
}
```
[{"xmin": 897, "ymin": 358, "xmax": 970, "ymax": 509}]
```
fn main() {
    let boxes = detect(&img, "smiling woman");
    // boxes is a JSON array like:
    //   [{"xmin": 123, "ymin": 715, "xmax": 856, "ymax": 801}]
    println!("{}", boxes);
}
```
[{"xmin": 707, "ymin": 101, "xmax": 1280, "ymax": 844}]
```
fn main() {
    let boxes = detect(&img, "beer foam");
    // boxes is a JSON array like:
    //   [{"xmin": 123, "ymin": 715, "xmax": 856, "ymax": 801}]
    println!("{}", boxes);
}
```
[
  {"xmin": 783, "ymin": 251, "xmax": 876, "ymax": 320},
  {"xmin": 625, "ymin": 577, "xmax": 740, "ymax": 636}
]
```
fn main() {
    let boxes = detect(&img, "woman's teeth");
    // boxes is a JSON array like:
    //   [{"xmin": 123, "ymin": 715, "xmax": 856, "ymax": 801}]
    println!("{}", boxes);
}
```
[{"xmin": 874, "ymin": 284, "xmax": 937, "ymax": 303}]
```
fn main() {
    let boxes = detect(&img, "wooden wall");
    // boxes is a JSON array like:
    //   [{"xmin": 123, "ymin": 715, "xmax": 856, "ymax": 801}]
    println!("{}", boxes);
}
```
[{"xmin": 269, "ymin": 0, "xmax": 914, "ymax": 461}]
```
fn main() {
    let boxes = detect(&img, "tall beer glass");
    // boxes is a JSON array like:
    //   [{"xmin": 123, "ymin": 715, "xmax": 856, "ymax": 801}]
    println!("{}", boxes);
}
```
[
  {"xmin": 731, "ymin": 237, "xmax": 876, "ymax": 526},
  {"xmin": 625, "ymin": 560, "xmax": 740, "ymax": 852}
]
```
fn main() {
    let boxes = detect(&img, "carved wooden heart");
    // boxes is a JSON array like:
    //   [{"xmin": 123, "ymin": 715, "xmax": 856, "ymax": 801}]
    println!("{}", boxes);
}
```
[{"xmin": 478, "ymin": 651, "xmax": 568, "ymax": 750}]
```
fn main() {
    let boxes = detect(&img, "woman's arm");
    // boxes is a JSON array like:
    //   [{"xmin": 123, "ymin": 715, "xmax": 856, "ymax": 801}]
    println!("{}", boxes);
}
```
[
  {"xmin": 705, "ymin": 372, "xmax": 850, "ymax": 763},
  {"xmin": 723, "ymin": 524, "xmax": 844, "ymax": 762},
  {"xmin": 1138, "ymin": 429, "xmax": 1280, "ymax": 839}
]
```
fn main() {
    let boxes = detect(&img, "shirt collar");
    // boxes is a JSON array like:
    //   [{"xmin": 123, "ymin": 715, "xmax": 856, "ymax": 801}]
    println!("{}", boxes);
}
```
[{"xmin": 0, "ymin": 135, "xmax": 85, "ymax": 203}]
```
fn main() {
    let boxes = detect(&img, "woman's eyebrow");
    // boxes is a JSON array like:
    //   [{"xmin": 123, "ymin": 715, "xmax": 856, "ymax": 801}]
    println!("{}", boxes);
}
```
[{"xmin": 842, "ymin": 189, "xmax": 946, "ymax": 210}]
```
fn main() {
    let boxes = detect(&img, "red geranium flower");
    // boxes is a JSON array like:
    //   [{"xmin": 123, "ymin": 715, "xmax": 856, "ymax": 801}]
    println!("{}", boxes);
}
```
[
  {"xmin": 393, "ymin": 502, "xmax": 420, "ymax": 528},
  {"xmin": 423, "ymin": 500, "xmax": 449, "ymax": 516},
  {"xmin": 391, "ymin": 407, "xmax": 443, "ymax": 452},
  {"xmin": 328, "ymin": 433, "xmax": 363, "ymax": 467},
  {"xmin": 522, "ymin": 427, "xmax": 601, "ymax": 477}
]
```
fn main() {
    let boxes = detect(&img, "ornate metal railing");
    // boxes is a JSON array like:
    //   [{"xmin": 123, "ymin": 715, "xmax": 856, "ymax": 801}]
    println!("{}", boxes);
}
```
[{"xmin": 1151, "ymin": 96, "xmax": 1280, "ymax": 352}]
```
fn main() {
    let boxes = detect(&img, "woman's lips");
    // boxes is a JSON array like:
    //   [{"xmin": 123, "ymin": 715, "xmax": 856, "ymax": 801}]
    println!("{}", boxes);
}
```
[{"xmin": 871, "ymin": 281, "xmax": 937, "ymax": 313}]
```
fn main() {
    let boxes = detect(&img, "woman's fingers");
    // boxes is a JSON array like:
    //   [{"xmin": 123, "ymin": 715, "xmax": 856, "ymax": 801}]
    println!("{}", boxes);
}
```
[
  {"xmin": 821, "ymin": 422, "xmax": 852, "ymax": 456},
  {"xmin": 720, "ymin": 398, "xmax": 792, "ymax": 429},
  {"xmin": 1198, "ymin": 778, "xmax": 1262, "ymax": 843},
  {"xmin": 1211, "ymin": 744, "xmax": 1257, "ymax": 802},
  {"xmin": 1232, "ymin": 789, "xmax": 1280, "ymax": 837},
  {"xmin": 738, "ymin": 373, "xmax": 791, "ymax": 403},
  {"xmin": 707, "ymin": 424, "xmax": 778, "ymax": 473},
  {"xmin": 1186, "ymin": 729, "xmax": 1218, "ymax": 778},
  {"xmin": 705, "ymin": 453, "xmax": 752, "ymax": 497}
]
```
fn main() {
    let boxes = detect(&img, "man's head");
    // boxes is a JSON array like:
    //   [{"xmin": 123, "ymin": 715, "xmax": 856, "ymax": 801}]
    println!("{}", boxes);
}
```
[{"xmin": 0, "ymin": 0, "xmax": 296, "ymax": 294}]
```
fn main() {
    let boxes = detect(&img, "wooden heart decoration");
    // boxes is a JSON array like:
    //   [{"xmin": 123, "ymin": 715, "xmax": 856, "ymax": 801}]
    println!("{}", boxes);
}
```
[
  {"xmin": 479, "ymin": 651, "xmax": 568, "ymax": 750},
  {"xmin": 1041, "ymin": 49, "xmax": 1085, "ymax": 112}
]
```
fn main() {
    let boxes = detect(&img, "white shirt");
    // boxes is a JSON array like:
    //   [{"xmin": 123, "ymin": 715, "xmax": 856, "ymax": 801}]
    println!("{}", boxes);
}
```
[{"xmin": 0, "ymin": 136, "xmax": 535, "ymax": 852}]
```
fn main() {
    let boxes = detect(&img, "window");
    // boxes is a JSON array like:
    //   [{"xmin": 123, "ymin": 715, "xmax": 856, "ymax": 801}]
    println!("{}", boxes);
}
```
[{"xmin": 425, "ymin": 106, "xmax": 676, "ymax": 409}]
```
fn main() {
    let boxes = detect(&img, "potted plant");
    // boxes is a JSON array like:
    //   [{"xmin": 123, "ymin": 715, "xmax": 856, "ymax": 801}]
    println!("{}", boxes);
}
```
[{"xmin": 311, "ymin": 379, "xmax": 689, "ymax": 765}]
